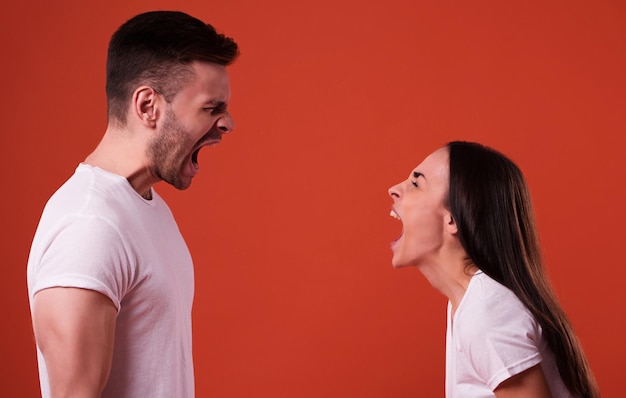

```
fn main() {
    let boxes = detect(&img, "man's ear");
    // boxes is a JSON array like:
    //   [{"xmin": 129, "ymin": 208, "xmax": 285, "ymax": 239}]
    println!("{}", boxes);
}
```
[
  {"xmin": 445, "ymin": 211, "xmax": 458, "ymax": 235},
  {"xmin": 132, "ymin": 86, "xmax": 161, "ymax": 128}
]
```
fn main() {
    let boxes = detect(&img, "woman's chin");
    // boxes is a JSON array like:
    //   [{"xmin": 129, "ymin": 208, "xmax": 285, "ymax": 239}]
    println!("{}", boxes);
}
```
[
  {"xmin": 391, "ymin": 250, "xmax": 421, "ymax": 268},
  {"xmin": 391, "ymin": 255, "xmax": 411, "ymax": 268}
]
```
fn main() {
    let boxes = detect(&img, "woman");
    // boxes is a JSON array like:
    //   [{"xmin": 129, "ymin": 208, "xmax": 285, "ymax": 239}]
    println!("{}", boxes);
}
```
[{"xmin": 388, "ymin": 141, "xmax": 599, "ymax": 397}]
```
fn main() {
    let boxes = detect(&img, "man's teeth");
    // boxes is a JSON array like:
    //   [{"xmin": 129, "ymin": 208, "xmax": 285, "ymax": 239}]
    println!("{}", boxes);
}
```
[{"xmin": 390, "ymin": 210, "xmax": 401, "ymax": 220}]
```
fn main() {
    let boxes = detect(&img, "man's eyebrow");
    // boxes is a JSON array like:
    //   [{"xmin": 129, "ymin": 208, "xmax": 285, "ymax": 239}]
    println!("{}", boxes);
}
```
[{"xmin": 204, "ymin": 99, "xmax": 228, "ymax": 107}]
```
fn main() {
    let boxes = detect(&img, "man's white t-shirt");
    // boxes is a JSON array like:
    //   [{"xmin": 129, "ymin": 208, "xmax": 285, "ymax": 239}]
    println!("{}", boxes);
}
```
[
  {"xmin": 27, "ymin": 164, "xmax": 195, "ymax": 398},
  {"xmin": 445, "ymin": 271, "xmax": 571, "ymax": 397}
]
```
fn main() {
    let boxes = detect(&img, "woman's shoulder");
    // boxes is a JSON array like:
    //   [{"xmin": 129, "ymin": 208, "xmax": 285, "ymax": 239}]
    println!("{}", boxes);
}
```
[
  {"xmin": 469, "ymin": 272, "xmax": 524, "ymax": 306},
  {"xmin": 456, "ymin": 272, "xmax": 537, "ymax": 337}
]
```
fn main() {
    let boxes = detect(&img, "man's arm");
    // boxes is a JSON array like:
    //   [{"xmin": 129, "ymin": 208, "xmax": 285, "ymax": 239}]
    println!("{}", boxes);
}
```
[
  {"xmin": 494, "ymin": 364, "xmax": 552, "ymax": 398},
  {"xmin": 32, "ymin": 287, "xmax": 117, "ymax": 398}
]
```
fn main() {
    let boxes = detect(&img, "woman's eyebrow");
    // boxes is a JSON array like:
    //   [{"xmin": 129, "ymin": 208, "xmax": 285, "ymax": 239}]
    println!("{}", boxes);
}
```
[{"xmin": 412, "ymin": 171, "xmax": 425, "ymax": 180}]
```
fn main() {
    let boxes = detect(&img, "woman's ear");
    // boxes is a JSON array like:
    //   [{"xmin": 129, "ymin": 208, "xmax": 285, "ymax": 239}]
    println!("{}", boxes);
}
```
[
  {"xmin": 445, "ymin": 212, "xmax": 458, "ymax": 235},
  {"xmin": 132, "ymin": 86, "xmax": 160, "ymax": 128}
]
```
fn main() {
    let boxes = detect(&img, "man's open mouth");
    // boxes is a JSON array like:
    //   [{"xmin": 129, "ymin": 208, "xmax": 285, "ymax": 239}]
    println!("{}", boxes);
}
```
[{"xmin": 191, "ymin": 136, "xmax": 222, "ymax": 167}]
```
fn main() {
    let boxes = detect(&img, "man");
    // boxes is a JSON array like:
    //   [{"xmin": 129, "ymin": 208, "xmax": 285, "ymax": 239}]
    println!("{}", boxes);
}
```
[{"xmin": 27, "ymin": 11, "xmax": 238, "ymax": 397}]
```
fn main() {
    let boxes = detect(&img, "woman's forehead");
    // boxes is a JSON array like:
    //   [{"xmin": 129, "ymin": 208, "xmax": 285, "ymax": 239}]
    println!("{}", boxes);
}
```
[{"xmin": 412, "ymin": 147, "xmax": 449, "ymax": 179}]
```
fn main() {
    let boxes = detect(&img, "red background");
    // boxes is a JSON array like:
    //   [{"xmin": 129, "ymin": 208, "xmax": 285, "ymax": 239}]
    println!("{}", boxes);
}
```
[{"xmin": 2, "ymin": 0, "xmax": 624, "ymax": 396}]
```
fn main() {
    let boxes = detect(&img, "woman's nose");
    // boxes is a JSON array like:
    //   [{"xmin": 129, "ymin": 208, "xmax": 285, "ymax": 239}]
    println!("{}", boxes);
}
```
[{"xmin": 388, "ymin": 183, "xmax": 401, "ymax": 199}]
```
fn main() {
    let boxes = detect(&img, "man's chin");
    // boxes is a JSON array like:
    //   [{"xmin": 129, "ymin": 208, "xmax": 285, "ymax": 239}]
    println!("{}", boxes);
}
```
[
  {"xmin": 172, "ymin": 181, "xmax": 192, "ymax": 190},
  {"xmin": 162, "ymin": 174, "xmax": 193, "ymax": 191}
]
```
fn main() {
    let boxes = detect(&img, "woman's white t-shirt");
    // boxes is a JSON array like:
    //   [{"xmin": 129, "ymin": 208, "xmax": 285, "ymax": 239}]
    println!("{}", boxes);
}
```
[{"xmin": 445, "ymin": 271, "xmax": 571, "ymax": 397}]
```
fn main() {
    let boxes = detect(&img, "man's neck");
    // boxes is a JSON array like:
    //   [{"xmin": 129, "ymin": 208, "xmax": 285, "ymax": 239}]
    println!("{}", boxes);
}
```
[{"xmin": 84, "ymin": 127, "xmax": 158, "ymax": 197}]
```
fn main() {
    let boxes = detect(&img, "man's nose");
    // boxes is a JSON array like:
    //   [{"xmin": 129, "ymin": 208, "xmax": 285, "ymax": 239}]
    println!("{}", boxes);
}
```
[{"xmin": 217, "ymin": 112, "xmax": 234, "ymax": 133}]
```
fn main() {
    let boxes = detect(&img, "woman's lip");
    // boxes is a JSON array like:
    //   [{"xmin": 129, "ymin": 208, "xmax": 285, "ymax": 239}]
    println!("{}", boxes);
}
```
[
  {"xmin": 391, "ymin": 231, "xmax": 403, "ymax": 246},
  {"xmin": 390, "ymin": 206, "xmax": 403, "ymax": 246},
  {"xmin": 390, "ymin": 207, "xmax": 401, "ymax": 220}
]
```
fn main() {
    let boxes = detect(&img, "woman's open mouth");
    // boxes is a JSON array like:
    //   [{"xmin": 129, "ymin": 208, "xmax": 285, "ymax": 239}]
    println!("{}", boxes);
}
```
[{"xmin": 390, "ymin": 208, "xmax": 403, "ymax": 245}]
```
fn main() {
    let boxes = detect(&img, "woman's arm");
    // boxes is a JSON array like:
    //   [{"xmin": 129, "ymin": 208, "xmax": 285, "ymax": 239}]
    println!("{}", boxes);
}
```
[{"xmin": 494, "ymin": 364, "xmax": 552, "ymax": 398}]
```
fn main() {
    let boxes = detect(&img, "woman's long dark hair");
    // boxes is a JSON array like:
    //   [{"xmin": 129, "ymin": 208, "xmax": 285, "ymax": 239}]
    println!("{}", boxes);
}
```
[{"xmin": 446, "ymin": 141, "xmax": 599, "ymax": 398}]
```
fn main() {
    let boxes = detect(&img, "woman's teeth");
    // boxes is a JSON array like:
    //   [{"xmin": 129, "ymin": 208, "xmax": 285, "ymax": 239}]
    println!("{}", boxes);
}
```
[{"xmin": 390, "ymin": 209, "xmax": 401, "ymax": 220}]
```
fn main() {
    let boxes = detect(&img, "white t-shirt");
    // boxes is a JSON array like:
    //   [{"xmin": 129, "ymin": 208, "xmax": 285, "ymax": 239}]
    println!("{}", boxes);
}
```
[
  {"xmin": 27, "ymin": 164, "xmax": 195, "ymax": 398},
  {"xmin": 445, "ymin": 271, "xmax": 571, "ymax": 398}
]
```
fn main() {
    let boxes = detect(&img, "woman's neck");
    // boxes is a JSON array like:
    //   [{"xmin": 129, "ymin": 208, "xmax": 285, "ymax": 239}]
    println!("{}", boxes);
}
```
[{"xmin": 418, "ymin": 256, "xmax": 478, "ymax": 314}]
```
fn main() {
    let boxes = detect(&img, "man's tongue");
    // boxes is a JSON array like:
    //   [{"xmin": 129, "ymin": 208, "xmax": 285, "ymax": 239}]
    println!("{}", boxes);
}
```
[
  {"xmin": 183, "ymin": 149, "xmax": 200, "ymax": 178},
  {"xmin": 191, "ymin": 147, "xmax": 200, "ymax": 167}
]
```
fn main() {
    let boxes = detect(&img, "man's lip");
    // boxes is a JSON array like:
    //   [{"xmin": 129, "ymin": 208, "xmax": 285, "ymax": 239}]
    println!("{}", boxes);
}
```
[
  {"xmin": 189, "ymin": 136, "xmax": 221, "ymax": 168},
  {"xmin": 195, "ymin": 136, "xmax": 222, "ymax": 151}
]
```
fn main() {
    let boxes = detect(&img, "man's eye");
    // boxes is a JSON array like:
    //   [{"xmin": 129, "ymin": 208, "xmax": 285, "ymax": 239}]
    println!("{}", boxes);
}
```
[
  {"xmin": 411, "ymin": 181, "xmax": 418, "ymax": 188},
  {"xmin": 204, "ymin": 106, "xmax": 225, "ymax": 114}
]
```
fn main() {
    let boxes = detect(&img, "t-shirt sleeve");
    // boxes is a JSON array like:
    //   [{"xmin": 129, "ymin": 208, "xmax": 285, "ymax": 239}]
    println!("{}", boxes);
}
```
[
  {"xmin": 29, "ymin": 214, "xmax": 135, "ymax": 311},
  {"xmin": 459, "ymin": 291, "xmax": 543, "ymax": 391}
]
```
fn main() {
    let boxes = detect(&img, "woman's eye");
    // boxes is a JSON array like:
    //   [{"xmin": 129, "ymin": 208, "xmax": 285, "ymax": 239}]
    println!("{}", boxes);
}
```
[{"xmin": 411, "ymin": 181, "xmax": 418, "ymax": 188}]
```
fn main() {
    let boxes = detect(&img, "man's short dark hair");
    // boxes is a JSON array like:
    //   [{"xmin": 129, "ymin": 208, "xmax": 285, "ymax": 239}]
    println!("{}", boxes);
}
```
[{"xmin": 105, "ymin": 10, "xmax": 239, "ymax": 125}]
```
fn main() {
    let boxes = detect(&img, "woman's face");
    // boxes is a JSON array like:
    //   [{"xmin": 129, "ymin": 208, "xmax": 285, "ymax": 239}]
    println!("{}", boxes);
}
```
[{"xmin": 388, "ymin": 147, "xmax": 451, "ymax": 268}]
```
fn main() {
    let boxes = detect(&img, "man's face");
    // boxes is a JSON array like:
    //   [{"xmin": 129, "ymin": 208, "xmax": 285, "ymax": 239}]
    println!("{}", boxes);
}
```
[{"xmin": 148, "ymin": 61, "xmax": 233, "ymax": 190}]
